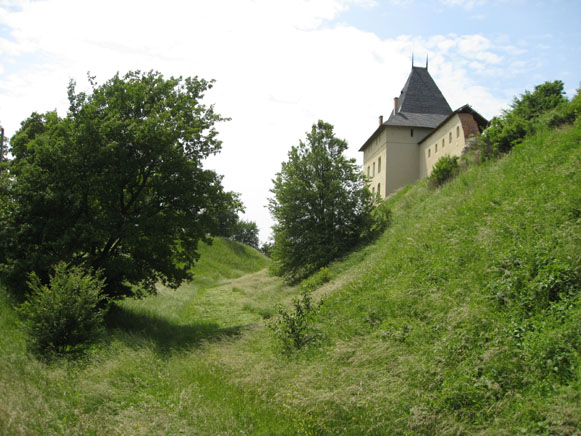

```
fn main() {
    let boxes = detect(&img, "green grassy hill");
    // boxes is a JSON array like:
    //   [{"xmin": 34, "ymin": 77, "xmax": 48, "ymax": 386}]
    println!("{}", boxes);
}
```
[{"xmin": 1, "ymin": 124, "xmax": 580, "ymax": 435}]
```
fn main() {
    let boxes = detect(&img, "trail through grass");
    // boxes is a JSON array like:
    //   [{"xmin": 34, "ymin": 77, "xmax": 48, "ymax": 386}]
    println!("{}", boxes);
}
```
[{"xmin": 2, "ymin": 124, "xmax": 581, "ymax": 435}]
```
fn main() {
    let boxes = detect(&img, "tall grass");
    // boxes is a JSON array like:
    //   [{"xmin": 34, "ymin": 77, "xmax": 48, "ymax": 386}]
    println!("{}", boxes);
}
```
[
  {"xmin": 1, "ymin": 125, "xmax": 580, "ymax": 435},
  {"xmin": 0, "ymin": 239, "xmax": 301, "ymax": 435}
]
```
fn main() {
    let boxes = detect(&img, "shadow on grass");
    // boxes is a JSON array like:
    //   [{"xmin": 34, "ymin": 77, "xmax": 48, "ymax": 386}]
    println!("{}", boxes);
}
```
[{"xmin": 105, "ymin": 303, "xmax": 242, "ymax": 356}]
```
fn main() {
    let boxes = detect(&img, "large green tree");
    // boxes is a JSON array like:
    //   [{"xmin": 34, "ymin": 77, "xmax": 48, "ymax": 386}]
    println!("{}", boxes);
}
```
[
  {"xmin": 1, "ymin": 71, "xmax": 231, "ymax": 298},
  {"xmin": 269, "ymin": 120, "xmax": 373, "ymax": 282}
]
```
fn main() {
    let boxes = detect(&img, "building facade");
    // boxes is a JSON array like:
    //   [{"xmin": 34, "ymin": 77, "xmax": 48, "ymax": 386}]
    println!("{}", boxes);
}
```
[{"xmin": 360, "ymin": 66, "xmax": 488, "ymax": 199}]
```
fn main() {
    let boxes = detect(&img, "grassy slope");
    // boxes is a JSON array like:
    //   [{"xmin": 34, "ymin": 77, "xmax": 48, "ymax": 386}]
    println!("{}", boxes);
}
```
[
  {"xmin": 1, "ymin": 125, "xmax": 580, "ymax": 435},
  {"xmin": 200, "ymin": 124, "xmax": 581, "ymax": 435}
]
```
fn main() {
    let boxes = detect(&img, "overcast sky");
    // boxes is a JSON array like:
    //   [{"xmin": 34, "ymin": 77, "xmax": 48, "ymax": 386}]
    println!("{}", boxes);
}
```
[{"xmin": 1, "ymin": 0, "xmax": 580, "ymax": 242}]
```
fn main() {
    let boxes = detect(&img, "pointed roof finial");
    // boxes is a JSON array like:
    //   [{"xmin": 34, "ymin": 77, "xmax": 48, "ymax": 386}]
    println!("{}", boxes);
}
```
[
  {"xmin": 426, "ymin": 53, "xmax": 429, "ymax": 70},
  {"xmin": 411, "ymin": 51, "xmax": 414, "ymax": 68}
]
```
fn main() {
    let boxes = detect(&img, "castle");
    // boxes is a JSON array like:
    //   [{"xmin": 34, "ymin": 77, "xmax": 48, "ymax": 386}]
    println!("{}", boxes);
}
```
[{"xmin": 360, "ymin": 65, "xmax": 488, "ymax": 198}]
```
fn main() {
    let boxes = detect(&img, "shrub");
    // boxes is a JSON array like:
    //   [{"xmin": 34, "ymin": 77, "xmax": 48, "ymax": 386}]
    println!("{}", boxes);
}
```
[
  {"xmin": 300, "ymin": 267, "xmax": 332, "ymax": 292},
  {"xmin": 268, "ymin": 288, "xmax": 322, "ymax": 354},
  {"xmin": 428, "ymin": 155, "xmax": 460, "ymax": 188},
  {"xmin": 481, "ymin": 80, "xmax": 569, "ymax": 157},
  {"xmin": 18, "ymin": 262, "xmax": 108, "ymax": 356},
  {"xmin": 368, "ymin": 201, "xmax": 393, "ymax": 238}
]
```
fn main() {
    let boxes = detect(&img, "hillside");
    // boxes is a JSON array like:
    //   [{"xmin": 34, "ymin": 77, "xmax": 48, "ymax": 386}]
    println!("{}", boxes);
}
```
[{"xmin": 1, "ymin": 124, "xmax": 580, "ymax": 435}]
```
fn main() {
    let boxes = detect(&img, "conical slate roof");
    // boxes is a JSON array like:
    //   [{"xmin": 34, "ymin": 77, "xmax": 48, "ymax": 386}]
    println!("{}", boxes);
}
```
[{"xmin": 386, "ymin": 66, "xmax": 452, "ymax": 128}]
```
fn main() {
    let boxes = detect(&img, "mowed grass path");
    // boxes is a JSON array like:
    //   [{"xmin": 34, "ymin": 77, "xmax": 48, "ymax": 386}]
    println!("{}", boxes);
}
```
[
  {"xmin": 2, "ymin": 123, "xmax": 581, "ymax": 435},
  {"xmin": 1, "ymin": 239, "xmax": 305, "ymax": 436}
]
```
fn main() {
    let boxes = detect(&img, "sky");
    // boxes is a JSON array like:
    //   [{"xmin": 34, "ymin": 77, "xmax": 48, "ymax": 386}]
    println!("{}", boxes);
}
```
[{"xmin": 1, "ymin": 0, "xmax": 580, "ymax": 242}]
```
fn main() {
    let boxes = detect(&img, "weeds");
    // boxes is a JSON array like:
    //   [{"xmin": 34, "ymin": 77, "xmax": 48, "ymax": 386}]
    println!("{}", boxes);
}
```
[{"xmin": 268, "ymin": 288, "xmax": 323, "ymax": 354}]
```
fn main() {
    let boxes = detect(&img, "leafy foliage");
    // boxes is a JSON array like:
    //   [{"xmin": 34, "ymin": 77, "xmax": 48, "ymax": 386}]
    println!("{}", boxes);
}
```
[
  {"xmin": 212, "ymin": 191, "xmax": 260, "ymax": 249},
  {"xmin": 359, "ymin": 200, "xmax": 393, "ymax": 242},
  {"xmin": 230, "ymin": 219, "xmax": 260, "ymax": 249},
  {"xmin": 18, "ymin": 262, "xmax": 107, "ymax": 356},
  {"xmin": 481, "ymin": 80, "xmax": 568, "ymax": 157},
  {"xmin": 300, "ymin": 266, "xmax": 331, "ymax": 292},
  {"xmin": 268, "ymin": 288, "xmax": 322, "ymax": 354},
  {"xmin": 212, "ymin": 191, "xmax": 245, "ymax": 237},
  {"xmin": 1, "ymin": 71, "xmax": 230, "ymax": 298},
  {"xmin": 428, "ymin": 155, "xmax": 460, "ymax": 188},
  {"xmin": 268, "ymin": 120, "xmax": 374, "ymax": 282}
]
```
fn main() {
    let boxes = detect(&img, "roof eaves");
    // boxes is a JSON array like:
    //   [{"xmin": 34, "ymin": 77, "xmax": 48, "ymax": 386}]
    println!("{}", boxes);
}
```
[
  {"xmin": 359, "ymin": 123, "xmax": 386, "ymax": 152},
  {"xmin": 417, "ymin": 104, "xmax": 489, "ymax": 145}
]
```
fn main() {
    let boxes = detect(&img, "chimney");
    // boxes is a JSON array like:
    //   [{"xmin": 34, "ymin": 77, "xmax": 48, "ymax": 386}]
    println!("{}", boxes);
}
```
[
  {"xmin": 378, "ymin": 115, "xmax": 383, "ymax": 126},
  {"xmin": 393, "ymin": 97, "xmax": 399, "ymax": 115}
]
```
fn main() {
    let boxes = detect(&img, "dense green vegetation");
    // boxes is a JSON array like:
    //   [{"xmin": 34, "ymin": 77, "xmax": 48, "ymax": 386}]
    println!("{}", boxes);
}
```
[
  {"xmin": 0, "ymin": 71, "xmax": 232, "ymax": 299},
  {"xmin": 1, "ymin": 82, "xmax": 580, "ymax": 435},
  {"xmin": 2, "ymin": 117, "xmax": 579, "ymax": 434},
  {"xmin": 269, "ymin": 120, "xmax": 375, "ymax": 282}
]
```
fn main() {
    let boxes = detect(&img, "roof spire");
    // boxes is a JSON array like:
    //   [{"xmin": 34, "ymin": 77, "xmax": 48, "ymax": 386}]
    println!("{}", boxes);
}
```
[
  {"xmin": 426, "ymin": 53, "xmax": 428, "ymax": 70},
  {"xmin": 411, "ymin": 51, "xmax": 414, "ymax": 68}
]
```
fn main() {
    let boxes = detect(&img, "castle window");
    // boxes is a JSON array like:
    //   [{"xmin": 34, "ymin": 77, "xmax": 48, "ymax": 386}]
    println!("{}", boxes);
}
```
[
  {"xmin": 449, "ymin": 132, "xmax": 452, "ymax": 143},
  {"xmin": 435, "ymin": 143, "xmax": 438, "ymax": 153},
  {"xmin": 442, "ymin": 138, "xmax": 445, "ymax": 149},
  {"xmin": 377, "ymin": 183, "xmax": 381, "ymax": 195},
  {"xmin": 457, "ymin": 126, "xmax": 460, "ymax": 138},
  {"xmin": 372, "ymin": 162, "xmax": 375, "ymax": 176},
  {"xmin": 410, "ymin": 129, "xmax": 414, "ymax": 137},
  {"xmin": 367, "ymin": 166, "xmax": 370, "ymax": 177},
  {"xmin": 378, "ymin": 157, "xmax": 381, "ymax": 173},
  {"xmin": 372, "ymin": 186, "xmax": 375, "ymax": 194},
  {"xmin": 428, "ymin": 148, "xmax": 431, "ymax": 158}
]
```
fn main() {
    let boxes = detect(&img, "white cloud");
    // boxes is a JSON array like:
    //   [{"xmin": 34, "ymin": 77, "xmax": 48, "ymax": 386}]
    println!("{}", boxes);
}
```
[{"xmin": 0, "ymin": 0, "xmax": 513, "ymax": 242}]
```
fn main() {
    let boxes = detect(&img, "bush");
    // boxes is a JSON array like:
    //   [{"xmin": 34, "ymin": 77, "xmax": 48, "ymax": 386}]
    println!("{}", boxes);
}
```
[
  {"xmin": 18, "ymin": 262, "xmax": 108, "ymax": 356},
  {"xmin": 481, "ymin": 80, "xmax": 569, "ymax": 157},
  {"xmin": 268, "ymin": 288, "xmax": 322, "ymax": 354},
  {"xmin": 428, "ymin": 155, "xmax": 460, "ymax": 188},
  {"xmin": 366, "ymin": 201, "xmax": 393, "ymax": 240},
  {"xmin": 300, "ymin": 267, "xmax": 332, "ymax": 292}
]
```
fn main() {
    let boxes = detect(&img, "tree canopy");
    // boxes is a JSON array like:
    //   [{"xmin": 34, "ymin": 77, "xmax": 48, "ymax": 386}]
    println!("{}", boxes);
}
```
[
  {"xmin": 268, "ymin": 120, "xmax": 373, "ymax": 282},
  {"xmin": 1, "ymin": 71, "xmax": 232, "ymax": 298}
]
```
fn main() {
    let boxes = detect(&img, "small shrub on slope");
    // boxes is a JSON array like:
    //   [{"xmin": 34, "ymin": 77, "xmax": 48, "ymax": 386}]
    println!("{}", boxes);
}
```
[
  {"xmin": 18, "ymin": 262, "xmax": 107, "ymax": 356},
  {"xmin": 360, "ymin": 201, "xmax": 393, "ymax": 241},
  {"xmin": 268, "ymin": 288, "xmax": 323, "ymax": 355},
  {"xmin": 428, "ymin": 155, "xmax": 460, "ymax": 188}
]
